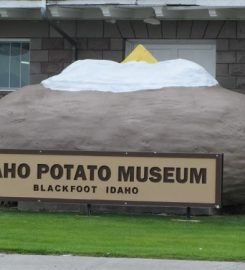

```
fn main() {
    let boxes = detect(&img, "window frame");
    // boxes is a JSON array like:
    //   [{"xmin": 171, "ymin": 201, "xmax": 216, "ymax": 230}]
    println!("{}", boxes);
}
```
[{"xmin": 0, "ymin": 38, "xmax": 30, "ymax": 92}]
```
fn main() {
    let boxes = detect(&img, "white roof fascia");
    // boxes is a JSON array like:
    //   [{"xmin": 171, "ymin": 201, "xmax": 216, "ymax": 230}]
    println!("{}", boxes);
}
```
[
  {"xmin": 48, "ymin": 1, "xmax": 137, "ymax": 5},
  {"xmin": 46, "ymin": 1, "xmax": 207, "ymax": 6},
  {"xmin": 46, "ymin": 1, "xmax": 245, "ymax": 10},
  {"xmin": 0, "ymin": 1, "xmax": 43, "ymax": 8},
  {"xmin": 137, "ymin": 0, "xmax": 245, "ymax": 6},
  {"xmin": 196, "ymin": 0, "xmax": 245, "ymax": 7},
  {"xmin": 1, "ymin": 0, "xmax": 245, "ymax": 9}
]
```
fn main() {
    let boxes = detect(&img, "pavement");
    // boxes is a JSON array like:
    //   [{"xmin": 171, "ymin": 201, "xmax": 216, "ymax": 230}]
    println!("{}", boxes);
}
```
[{"xmin": 0, "ymin": 254, "xmax": 244, "ymax": 270}]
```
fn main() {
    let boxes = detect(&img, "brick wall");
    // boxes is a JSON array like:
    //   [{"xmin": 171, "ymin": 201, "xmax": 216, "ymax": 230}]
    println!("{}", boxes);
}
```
[{"xmin": 0, "ymin": 20, "xmax": 245, "ymax": 95}]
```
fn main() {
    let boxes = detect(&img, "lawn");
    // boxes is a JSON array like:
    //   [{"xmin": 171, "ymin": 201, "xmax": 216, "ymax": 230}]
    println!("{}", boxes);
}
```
[{"xmin": 0, "ymin": 211, "xmax": 244, "ymax": 261}]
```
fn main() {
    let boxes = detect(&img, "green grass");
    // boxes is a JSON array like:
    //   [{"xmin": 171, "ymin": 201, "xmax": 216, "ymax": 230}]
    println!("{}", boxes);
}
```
[{"xmin": 0, "ymin": 211, "xmax": 244, "ymax": 261}]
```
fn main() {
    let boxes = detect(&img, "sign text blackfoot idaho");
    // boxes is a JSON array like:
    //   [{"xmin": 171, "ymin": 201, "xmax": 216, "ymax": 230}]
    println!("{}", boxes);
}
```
[{"xmin": 0, "ymin": 150, "xmax": 223, "ymax": 207}]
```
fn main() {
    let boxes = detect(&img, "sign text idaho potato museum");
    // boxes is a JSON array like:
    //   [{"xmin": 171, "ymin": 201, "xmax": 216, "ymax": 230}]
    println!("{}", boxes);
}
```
[{"xmin": 0, "ymin": 150, "xmax": 222, "ymax": 206}]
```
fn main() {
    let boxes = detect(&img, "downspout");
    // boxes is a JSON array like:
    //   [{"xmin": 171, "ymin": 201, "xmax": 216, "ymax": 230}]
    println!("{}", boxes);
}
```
[{"xmin": 40, "ymin": 0, "xmax": 78, "ymax": 61}]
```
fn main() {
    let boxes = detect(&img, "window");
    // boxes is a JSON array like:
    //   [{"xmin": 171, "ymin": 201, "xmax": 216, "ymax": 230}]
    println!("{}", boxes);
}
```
[{"xmin": 0, "ymin": 40, "xmax": 30, "ymax": 89}]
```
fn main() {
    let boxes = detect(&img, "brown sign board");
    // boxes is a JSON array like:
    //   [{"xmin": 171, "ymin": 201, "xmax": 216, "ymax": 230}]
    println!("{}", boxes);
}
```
[{"xmin": 0, "ymin": 150, "xmax": 223, "ymax": 207}]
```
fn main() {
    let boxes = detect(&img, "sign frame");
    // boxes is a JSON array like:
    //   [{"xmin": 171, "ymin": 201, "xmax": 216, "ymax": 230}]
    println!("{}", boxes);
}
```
[{"xmin": 0, "ymin": 149, "xmax": 223, "ymax": 208}]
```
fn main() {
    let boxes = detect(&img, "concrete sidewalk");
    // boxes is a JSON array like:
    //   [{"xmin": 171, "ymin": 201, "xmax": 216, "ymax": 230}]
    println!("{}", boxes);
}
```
[{"xmin": 0, "ymin": 254, "xmax": 244, "ymax": 270}]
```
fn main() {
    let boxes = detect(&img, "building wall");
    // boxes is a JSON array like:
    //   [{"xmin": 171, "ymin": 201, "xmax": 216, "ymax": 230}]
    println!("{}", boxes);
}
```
[{"xmin": 0, "ymin": 20, "xmax": 245, "ymax": 96}]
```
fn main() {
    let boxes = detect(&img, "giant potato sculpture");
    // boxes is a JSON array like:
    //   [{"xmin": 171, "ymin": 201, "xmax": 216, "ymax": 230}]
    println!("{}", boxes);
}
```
[{"xmin": 0, "ymin": 84, "xmax": 244, "ymax": 206}]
